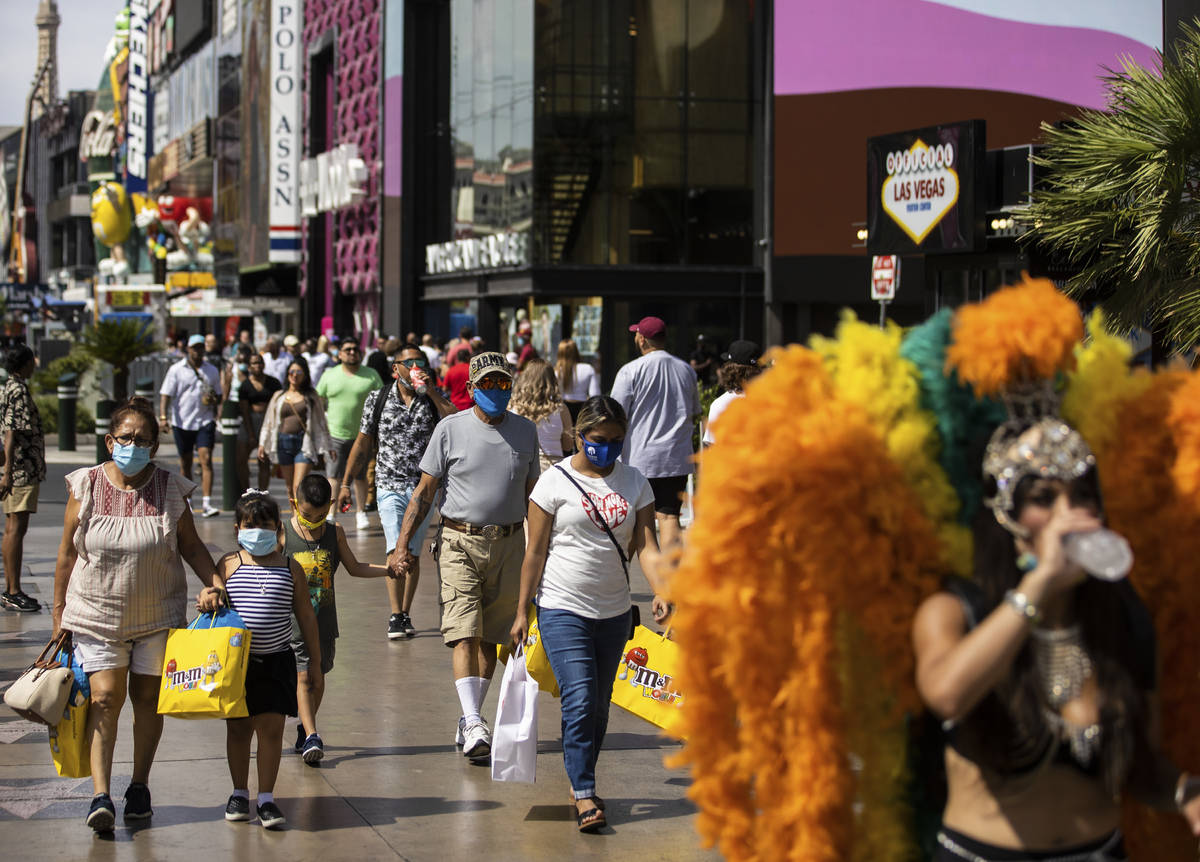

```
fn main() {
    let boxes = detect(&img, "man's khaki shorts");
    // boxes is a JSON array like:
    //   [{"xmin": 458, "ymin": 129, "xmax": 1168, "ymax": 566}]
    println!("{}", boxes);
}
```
[
  {"xmin": 3, "ymin": 483, "xmax": 38, "ymax": 514},
  {"xmin": 438, "ymin": 528, "xmax": 524, "ymax": 646}
]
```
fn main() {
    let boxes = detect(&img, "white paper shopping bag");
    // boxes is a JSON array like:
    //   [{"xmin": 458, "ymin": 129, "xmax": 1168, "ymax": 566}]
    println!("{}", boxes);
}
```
[{"xmin": 491, "ymin": 649, "xmax": 539, "ymax": 783}]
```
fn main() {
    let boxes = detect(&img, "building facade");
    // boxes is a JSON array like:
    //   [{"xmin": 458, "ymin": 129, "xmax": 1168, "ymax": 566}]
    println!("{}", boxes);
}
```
[{"xmin": 396, "ymin": 0, "xmax": 765, "ymax": 379}]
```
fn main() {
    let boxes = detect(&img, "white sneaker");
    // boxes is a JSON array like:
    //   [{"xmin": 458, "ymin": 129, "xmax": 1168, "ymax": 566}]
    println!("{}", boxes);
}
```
[
  {"xmin": 454, "ymin": 716, "xmax": 466, "ymax": 747},
  {"xmin": 355, "ymin": 511, "xmax": 370, "ymax": 531},
  {"xmin": 461, "ymin": 718, "xmax": 491, "ymax": 759},
  {"xmin": 201, "ymin": 505, "xmax": 220, "ymax": 518}
]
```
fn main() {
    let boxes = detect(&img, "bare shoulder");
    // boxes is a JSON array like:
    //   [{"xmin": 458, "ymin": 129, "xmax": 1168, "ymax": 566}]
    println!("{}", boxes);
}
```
[
  {"xmin": 215, "ymin": 552, "xmax": 241, "ymax": 577},
  {"xmin": 913, "ymin": 591, "xmax": 968, "ymax": 650}
]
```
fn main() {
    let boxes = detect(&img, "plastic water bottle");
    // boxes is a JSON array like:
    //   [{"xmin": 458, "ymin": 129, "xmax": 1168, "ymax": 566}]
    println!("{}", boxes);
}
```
[{"xmin": 1063, "ymin": 529, "xmax": 1133, "ymax": 581}]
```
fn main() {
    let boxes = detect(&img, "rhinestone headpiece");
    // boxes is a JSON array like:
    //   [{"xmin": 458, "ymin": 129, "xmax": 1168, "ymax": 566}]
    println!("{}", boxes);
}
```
[{"xmin": 982, "ymin": 382, "xmax": 1096, "ymax": 537}]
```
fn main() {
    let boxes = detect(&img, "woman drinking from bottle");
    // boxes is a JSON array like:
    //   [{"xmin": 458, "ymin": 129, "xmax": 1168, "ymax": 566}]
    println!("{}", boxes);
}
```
[{"xmin": 913, "ymin": 417, "xmax": 1200, "ymax": 860}]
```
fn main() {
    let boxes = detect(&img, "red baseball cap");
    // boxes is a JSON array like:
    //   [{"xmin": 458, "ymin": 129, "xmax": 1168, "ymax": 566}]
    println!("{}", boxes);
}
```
[{"xmin": 629, "ymin": 316, "xmax": 666, "ymax": 339}]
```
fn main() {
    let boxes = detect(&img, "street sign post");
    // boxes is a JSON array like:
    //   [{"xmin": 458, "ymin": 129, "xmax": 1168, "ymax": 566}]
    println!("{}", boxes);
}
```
[{"xmin": 871, "ymin": 255, "xmax": 899, "ymax": 328}]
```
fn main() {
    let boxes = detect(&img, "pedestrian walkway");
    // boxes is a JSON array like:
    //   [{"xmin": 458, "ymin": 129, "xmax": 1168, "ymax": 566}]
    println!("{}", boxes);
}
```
[{"xmin": 0, "ymin": 458, "xmax": 715, "ymax": 861}]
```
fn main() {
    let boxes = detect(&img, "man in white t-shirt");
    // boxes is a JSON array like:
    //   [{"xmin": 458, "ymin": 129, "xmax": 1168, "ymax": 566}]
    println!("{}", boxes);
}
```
[
  {"xmin": 159, "ymin": 334, "xmax": 223, "ymax": 516},
  {"xmin": 610, "ymin": 317, "xmax": 700, "ymax": 550}
]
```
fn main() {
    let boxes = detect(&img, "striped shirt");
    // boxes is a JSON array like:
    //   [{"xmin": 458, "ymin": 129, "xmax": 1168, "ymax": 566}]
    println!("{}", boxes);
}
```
[{"xmin": 225, "ymin": 562, "xmax": 294, "ymax": 654}]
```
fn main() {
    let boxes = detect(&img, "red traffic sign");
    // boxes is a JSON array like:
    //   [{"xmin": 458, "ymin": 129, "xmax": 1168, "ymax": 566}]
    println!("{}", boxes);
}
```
[{"xmin": 871, "ymin": 255, "xmax": 899, "ymax": 301}]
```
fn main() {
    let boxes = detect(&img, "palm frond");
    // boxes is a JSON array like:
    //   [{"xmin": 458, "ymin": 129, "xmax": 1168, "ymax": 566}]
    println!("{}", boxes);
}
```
[{"xmin": 1023, "ymin": 20, "xmax": 1200, "ymax": 346}]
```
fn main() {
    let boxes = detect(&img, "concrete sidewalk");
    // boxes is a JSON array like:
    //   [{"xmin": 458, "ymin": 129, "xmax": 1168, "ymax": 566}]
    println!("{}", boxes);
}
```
[{"xmin": 0, "ymin": 458, "xmax": 717, "ymax": 861}]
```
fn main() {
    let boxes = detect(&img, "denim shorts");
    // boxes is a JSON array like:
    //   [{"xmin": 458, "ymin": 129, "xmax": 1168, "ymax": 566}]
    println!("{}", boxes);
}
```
[
  {"xmin": 378, "ymin": 486, "xmax": 437, "ymax": 557},
  {"xmin": 276, "ymin": 432, "xmax": 311, "ymax": 466}
]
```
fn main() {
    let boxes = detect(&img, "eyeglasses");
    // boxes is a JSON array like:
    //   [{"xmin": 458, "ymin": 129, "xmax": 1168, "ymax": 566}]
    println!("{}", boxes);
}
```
[
  {"xmin": 474, "ymin": 376, "xmax": 512, "ymax": 391},
  {"xmin": 288, "ymin": 369, "xmax": 306, "ymax": 377},
  {"xmin": 113, "ymin": 433, "xmax": 155, "ymax": 448},
  {"xmin": 395, "ymin": 357, "xmax": 429, "ymax": 369}
]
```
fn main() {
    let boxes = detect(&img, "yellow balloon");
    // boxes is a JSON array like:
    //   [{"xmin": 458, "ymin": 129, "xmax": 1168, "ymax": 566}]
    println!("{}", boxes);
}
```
[{"xmin": 91, "ymin": 181, "xmax": 132, "ymax": 247}]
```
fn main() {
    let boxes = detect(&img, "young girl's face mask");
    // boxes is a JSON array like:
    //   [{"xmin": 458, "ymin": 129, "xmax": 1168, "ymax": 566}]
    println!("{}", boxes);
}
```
[{"xmin": 238, "ymin": 527, "xmax": 279, "ymax": 556}]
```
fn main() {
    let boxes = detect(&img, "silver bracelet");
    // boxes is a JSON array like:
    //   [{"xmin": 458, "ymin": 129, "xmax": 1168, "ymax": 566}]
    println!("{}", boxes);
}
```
[{"xmin": 1003, "ymin": 589, "xmax": 1040, "ymax": 625}]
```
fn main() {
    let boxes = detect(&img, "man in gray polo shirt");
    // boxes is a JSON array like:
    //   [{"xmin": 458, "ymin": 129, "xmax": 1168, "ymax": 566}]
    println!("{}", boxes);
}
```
[{"xmin": 392, "ymin": 351, "xmax": 539, "ymax": 760}]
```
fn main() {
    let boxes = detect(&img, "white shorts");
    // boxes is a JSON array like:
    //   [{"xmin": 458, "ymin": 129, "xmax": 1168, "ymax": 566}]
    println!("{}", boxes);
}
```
[{"xmin": 72, "ymin": 630, "xmax": 169, "ymax": 676}]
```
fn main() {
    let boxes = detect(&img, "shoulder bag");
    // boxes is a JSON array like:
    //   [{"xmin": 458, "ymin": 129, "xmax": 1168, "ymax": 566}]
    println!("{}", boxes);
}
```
[
  {"xmin": 190, "ymin": 364, "xmax": 220, "ymax": 408},
  {"xmin": 553, "ymin": 464, "xmax": 640, "ymax": 639},
  {"xmin": 3, "ymin": 631, "xmax": 75, "ymax": 725}
]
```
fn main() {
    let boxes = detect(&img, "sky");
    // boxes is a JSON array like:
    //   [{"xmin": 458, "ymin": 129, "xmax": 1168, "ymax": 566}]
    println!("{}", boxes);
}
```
[{"xmin": 0, "ymin": 0, "xmax": 126, "ymax": 127}]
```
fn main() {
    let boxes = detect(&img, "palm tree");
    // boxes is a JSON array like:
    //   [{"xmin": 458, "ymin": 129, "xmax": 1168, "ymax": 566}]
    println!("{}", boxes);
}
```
[
  {"xmin": 1023, "ymin": 21, "xmax": 1200, "ymax": 351},
  {"xmin": 77, "ymin": 318, "xmax": 161, "ymax": 401}
]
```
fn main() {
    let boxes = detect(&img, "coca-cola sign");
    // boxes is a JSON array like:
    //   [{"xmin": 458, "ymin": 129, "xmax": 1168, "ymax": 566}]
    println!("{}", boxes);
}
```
[{"xmin": 867, "ymin": 120, "xmax": 984, "ymax": 255}]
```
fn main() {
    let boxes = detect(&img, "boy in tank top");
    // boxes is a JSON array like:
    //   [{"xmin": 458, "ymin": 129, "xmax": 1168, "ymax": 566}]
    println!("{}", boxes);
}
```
[{"xmin": 284, "ymin": 474, "xmax": 390, "ymax": 764}]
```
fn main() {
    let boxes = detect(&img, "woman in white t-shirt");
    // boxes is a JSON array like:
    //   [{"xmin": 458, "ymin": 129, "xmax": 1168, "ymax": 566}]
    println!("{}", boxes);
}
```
[
  {"xmin": 512, "ymin": 396, "xmax": 669, "ymax": 833},
  {"xmin": 509, "ymin": 358, "xmax": 574, "ymax": 472},
  {"xmin": 702, "ymin": 339, "xmax": 762, "ymax": 447},
  {"xmin": 555, "ymin": 339, "xmax": 600, "ymax": 424}
]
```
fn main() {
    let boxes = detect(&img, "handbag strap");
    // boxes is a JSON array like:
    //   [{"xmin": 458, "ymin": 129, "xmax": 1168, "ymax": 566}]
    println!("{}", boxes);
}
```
[
  {"xmin": 554, "ymin": 464, "xmax": 628, "ymax": 583},
  {"xmin": 283, "ymin": 395, "xmax": 308, "ymax": 435},
  {"xmin": 189, "ymin": 363, "xmax": 213, "ymax": 392},
  {"xmin": 34, "ymin": 630, "xmax": 70, "ymax": 669}
]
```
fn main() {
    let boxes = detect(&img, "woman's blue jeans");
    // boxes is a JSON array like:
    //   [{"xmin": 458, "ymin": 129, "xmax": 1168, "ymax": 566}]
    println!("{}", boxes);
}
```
[{"xmin": 537, "ymin": 606, "xmax": 631, "ymax": 800}]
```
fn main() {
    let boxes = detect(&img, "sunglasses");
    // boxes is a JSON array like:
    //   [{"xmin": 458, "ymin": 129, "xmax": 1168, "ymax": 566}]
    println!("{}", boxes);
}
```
[
  {"xmin": 395, "ymin": 357, "xmax": 429, "ymax": 369},
  {"xmin": 341, "ymin": 345, "xmax": 360, "ymax": 353},
  {"xmin": 112, "ymin": 433, "xmax": 156, "ymax": 448},
  {"xmin": 288, "ymin": 369, "xmax": 306, "ymax": 377},
  {"xmin": 474, "ymin": 376, "xmax": 512, "ymax": 391}
]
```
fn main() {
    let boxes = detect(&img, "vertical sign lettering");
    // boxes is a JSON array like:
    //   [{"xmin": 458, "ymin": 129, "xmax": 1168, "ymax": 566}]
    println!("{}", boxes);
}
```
[
  {"xmin": 126, "ymin": 0, "xmax": 151, "ymax": 192},
  {"xmin": 269, "ymin": 0, "xmax": 302, "ymax": 263}
]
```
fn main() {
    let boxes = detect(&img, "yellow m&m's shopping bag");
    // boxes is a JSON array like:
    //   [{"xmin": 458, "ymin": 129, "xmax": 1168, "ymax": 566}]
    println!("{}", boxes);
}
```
[
  {"xmin": 157, "ymin": 609, "xmax": 251, "ymax": 720},
  {"xmin": 610, "ymin": 625, "xmax": 685, "ymax": 739}
]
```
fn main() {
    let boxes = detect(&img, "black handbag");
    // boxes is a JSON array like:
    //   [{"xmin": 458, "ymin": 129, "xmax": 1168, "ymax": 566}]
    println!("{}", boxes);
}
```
[{"xmin": 554, "ymin": 465, "xmax": 640, "ymax": 640}]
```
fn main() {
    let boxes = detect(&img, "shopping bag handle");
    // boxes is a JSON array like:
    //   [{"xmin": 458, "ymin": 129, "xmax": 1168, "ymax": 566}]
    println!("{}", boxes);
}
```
[{"xmin": 186, "ymin": 610, "xmax": 221, "ymax": 631}]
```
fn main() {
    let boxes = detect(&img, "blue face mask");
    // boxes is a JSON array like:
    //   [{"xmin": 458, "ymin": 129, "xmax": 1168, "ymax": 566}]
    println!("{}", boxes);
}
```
[
  {"xmin": 238, "ymin": 527, "xmax": 278, "ymax": 556},
  {"xmin": 111, "ymin": 442, "xmax": 152, "ymax": 476},
  {"xmin": 472, "ymin": 387, "xmax": 511, "ymax": 417},
  {"xmin": 582, "ymin": 437, "xmax": 623, "ymax": 468},
  {"xmin": 237, "ymin": 363, "xmax": 249, "ymax": 373}
]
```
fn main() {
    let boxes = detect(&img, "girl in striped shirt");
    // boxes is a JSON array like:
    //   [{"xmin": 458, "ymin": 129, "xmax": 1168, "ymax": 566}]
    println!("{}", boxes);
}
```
[{"xmin": 203, "ymin": 490, "xmax": 321, "ymax": 829}]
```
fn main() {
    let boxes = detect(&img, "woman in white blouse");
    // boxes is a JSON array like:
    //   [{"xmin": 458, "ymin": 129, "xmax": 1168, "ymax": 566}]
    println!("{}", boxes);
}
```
[{"xmin": 555, "ymin": 339, "xmax": 600, "ymax": 424}]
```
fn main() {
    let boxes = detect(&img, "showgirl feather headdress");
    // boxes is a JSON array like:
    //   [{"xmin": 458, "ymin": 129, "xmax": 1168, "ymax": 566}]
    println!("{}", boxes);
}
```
[{"xmin": 669, "ymin": 276, "xmax": 1200, "ymax": 861}]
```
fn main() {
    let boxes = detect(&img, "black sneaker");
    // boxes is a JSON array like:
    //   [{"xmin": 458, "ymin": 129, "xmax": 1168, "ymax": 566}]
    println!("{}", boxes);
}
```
[
  {"xmin": 294, "ymin": 722, "xmax": 306, "ymax": 753},
  {"xmin": 224, "ymin": 794, "xmax": 250, "ymax": 822},
  {"xmin": 387, "ymin": 614, "xmax": 404, "ymax": 640},
  {"xmin": 123, "ymin": 782, "xmax": 152, "ymax": 820},
  {"xmin": 363, "ymin": 502, "xmax": 378, "ymax": 512},
  {"xmin": 301, "ymin": 733, "xmax": 324, "ymax": 765},
  {"xmin": 257, "ymin": 801, "xmax": 286, "ymax": 829},
  {"xmin": 1, "ymin": 591, "xmax": 39, "ymax": 613},
  {"xmin": 397, "ymin": 612, "xmax": 416, "ymax": 638},
  {"xmin": 86, "ymin": 793, "xmax": 115, "ymax": 832}
]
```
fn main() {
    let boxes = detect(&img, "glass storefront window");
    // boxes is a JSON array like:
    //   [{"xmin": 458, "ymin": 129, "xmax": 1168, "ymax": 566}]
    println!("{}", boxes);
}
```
[
  {"xmin": 532, "ymin": 0, "xmax": 758, "ymax": 267},
  {"xmin": 449, "ymin": 0, "xmax": 535, "ymax": 241}
]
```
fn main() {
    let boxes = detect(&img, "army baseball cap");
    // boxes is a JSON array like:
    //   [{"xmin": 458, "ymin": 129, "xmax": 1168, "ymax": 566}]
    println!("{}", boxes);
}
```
[{"xmin": 468, "ymin": 351, "xmax": 514, "ymax": 385}]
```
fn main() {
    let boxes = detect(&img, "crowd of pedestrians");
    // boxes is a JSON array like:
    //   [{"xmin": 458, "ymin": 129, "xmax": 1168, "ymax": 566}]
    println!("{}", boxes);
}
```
[{"xmin": 3, "ymin": 318, "xmax": 762, "ymax": 834}]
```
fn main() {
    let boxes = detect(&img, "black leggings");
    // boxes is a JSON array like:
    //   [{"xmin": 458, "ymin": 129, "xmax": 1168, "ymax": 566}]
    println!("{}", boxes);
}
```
[{"xmin": 935, "ymin": 826, "xmax": 1126, "ymax": 862}]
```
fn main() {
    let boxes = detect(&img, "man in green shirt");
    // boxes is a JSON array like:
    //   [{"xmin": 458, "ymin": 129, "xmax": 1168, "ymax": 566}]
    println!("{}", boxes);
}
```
[{"xmin": 316, "ymin": 340, "xmax": 382, "ymax": 529}]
